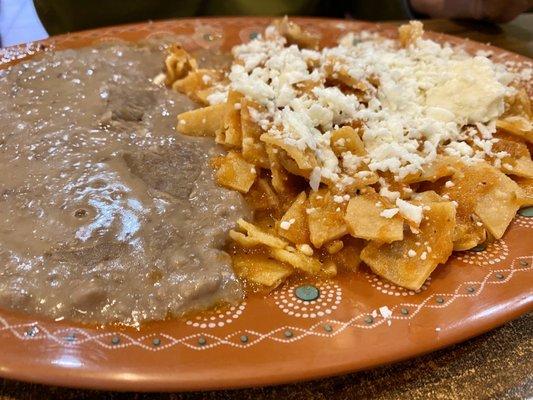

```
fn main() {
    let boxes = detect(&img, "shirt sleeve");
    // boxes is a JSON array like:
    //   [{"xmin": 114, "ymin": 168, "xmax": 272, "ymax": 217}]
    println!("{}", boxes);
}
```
[{"xmin": 344, "ymin": 0, "xmax": 417, "ymax": 21}]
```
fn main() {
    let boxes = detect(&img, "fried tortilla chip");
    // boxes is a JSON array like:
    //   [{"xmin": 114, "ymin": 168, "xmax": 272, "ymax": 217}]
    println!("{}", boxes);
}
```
[
  {"xmin": 330, "ymin": 126, "xmax": 365, "ymax": 156},
  {"xmin": 503, "ymin": 156, "xmax": 533, "ymax": 179},
  {"xmin": 265, "ymin": 145, "xmax": 299, "ymax": 194},
  {"xmin": 232, "ymin": 254, "xmax": 292, "ymax": 288},
  {"xmin": 270, "ymin": 247, "xmax": 321, "ymax": 274},
  {"xmin": 452, "ymin": 222, "xmax": 486, "ymax": 251},
  {"xmin": 324, "ymin": 236, "xmax": 365, "ymax": 272},
  {"xmin": 321, "ymin": 260, "xmax": 338, "ymax": 278},
  {"xmin": 403, "ymin": 156, "xmax": 460, "ymax": 184},
  {"xmin": 308, "ymin": 190, "xmax": 349, "ymax": 248},
  {"xmin": 233, "ymin": 219, "xmax": 288, "ymax": 249},
  {"xmin": 272, "ymin": 16, "xmax": 320, "ymax": 49},
  {"xmin": 515, "ymin": 177, "xmax": 533, "ymax": 206},
  {"xmin": 503, "ymin": 86, "xmax": 532, "ymax": 120},
  {"xmin": 261, "ymin": 134, "xmax": 318, "ymax": 172},
  {"xmin": 217, "ymin": 91, "xmax": 243, "ymax": 147},
  {"xmin": 443, "ymin": 162, "xmax": 522, "ymax": 242},
  {"xmin": 177, "ymin": 104, "xmax": 226, "ymax": 136},
  {"xmin": 398, "ymin": 21, "xmax": 424, "ymax": 47},
  {"xmin": 361, "ymin": 201, "xmax": 455, "ymax": 290},
  {"xmin": 229, "ymin": 230, "xmax": 262, "ymax": 248},
  {"xmin": 412, "ymin": 190, "xmax": 446, "ymax": 203},
  {"xmin": 245, "ymin": 178, "xmax": 279, "ymax": 211},
  {"xmin": 474, "ymin": 190, "xmax": 521, "ymax": 239},
  {"xmin": 324, "ymin": 60, "xmax": 371, "ymax": 96},
  {"xmin": 496, "ymin": 116, "xmax": 532, "ymax": 144},
  {"xmin": 345, "ymin": 192, "xmax": 404, "ymax": 242},
  {"xmin": 277, "ymin": 191, "xmax": 310, "ymax": 244},
  {"xmin": 171, "ymin": 69, "xmax": 225, "ymax": 105},
  {"xmin": 164, "ymin": 44, "xmax": 198, "ymax": 86},
  {"xmin": 241, "ymin": 99, "xmax": 270, "ymax": 168},
  {"xmin": 215, "ymin": 151, "xmax": 257, "ymax": 193}
]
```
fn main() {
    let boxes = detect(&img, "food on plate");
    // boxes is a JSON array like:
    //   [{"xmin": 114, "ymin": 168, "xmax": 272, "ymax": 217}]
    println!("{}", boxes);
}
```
[
  {"xmin": 0, "ymin": 40, "xmax": 250, "ymax": 326},
  {"xmin": 167, "ymin": 19, "xmax": 532, "ymax": 291},
  {"xmin": 0, "ymin": 18, "xmax": 530, "ymax": 327},
  {"xmin": 361, "ymin": 200, "xmax": 456, "ymax": 290}
]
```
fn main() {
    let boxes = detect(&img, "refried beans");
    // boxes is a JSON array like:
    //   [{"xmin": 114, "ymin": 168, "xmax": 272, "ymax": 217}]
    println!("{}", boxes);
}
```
[{"xmin": 0, "ymin": 40, "xmax": 250, "ymax": 327}]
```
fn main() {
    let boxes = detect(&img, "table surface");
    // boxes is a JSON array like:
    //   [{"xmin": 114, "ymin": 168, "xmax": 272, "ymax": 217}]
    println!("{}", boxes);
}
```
[{"xmin": 1, "ymin": 14, "xmax": 532, "ymax": 400}]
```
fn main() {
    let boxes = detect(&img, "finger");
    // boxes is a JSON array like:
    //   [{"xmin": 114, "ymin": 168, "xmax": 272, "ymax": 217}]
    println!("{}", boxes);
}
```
[{"xmin": 487, "ymin": 0, "xmax": 532, "ymax": 23}]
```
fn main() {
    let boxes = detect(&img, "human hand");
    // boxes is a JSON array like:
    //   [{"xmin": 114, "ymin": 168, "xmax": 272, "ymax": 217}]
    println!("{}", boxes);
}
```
[{"xmin": 410, "ymin": 0, "xmax": 532, "ymax": 23}]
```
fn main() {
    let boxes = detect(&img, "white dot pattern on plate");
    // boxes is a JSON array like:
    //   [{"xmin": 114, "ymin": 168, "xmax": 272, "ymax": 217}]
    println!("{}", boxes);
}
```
[
  {"xmin": 185, "ymin": 302, "xmax": 246, "ymax": 328},
  {"xmin": 0, "ymin": 19, "xmax": 531, "ymax": 358},
  {"xmin": 364, "ymin": 273, "xmax": 431, "ymax": 296},
  {"xmin": 513, "ymin": 215, "xmax": 533, "ymax": 229},
  {"xmin": 455, "ymin": 239, "xmax": 509, "ymax": 266},
  {"xmin": 272, "ymin": 282, "xmax": 342, "ymax": 318}
]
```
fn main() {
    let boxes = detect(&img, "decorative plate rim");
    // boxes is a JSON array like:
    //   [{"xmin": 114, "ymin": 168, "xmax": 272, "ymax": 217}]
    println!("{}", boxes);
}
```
[{"xmin": 0, "ymin": 17, "xmax": 532, "ymax": 392}]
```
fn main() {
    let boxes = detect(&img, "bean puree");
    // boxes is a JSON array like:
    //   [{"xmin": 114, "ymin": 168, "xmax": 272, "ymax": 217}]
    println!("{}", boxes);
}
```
[{"xmin": 0, "ymin": 40, "xmax": 249, "ymax": 327}]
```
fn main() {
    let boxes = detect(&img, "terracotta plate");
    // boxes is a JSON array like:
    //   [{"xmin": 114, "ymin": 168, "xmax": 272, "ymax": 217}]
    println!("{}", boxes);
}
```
[{"xmin": 0, "ymin": 17, "xmax": 532, "ymax": 392}]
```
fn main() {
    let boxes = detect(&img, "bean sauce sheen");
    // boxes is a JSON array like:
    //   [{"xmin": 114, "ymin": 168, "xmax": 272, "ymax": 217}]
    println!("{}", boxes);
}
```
[{"xmin": 0, "ymin": 40, "xmax": 249, "ymax": 327}]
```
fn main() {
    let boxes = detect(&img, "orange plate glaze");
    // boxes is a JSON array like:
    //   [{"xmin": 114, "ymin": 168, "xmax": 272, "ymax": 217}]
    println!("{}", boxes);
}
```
[{"xmin": 0, "ymin": 17, "xmax": 532, "ymax": 392}]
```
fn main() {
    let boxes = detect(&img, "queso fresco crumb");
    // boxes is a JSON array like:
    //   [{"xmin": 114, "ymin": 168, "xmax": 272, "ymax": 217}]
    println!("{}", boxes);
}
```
[{"xmin": 169, "ymin": 19, "xmax": 531, "ymax": 293}]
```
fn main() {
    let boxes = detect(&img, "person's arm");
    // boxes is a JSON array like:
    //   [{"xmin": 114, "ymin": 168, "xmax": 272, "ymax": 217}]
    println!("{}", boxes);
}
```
[{"xmin": 409, "ymin": 0, "xmax": 532, "ymax": 23}]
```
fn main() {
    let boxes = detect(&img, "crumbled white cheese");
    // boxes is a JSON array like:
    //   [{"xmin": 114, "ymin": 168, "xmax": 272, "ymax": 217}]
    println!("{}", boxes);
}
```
[
  {"xmin": 444, "ymin": 180, "xmax": 455, "ymax": 188},
  {"xmin": 279, "ymin": 221, "xmax": 291, "ymax": 230},
  {"xmin": 309, "ymin": 167, "xmax": 322, "ymax": 191},
  {"xmin": 379, "ymin": 306, "xmax": 393, "ymax": 325},
  {"xmin": 396, "ymin": 199, "xmax": 423, "ymax": 225},
  {"xmin": 379, "ymin": 186, "xmax": 401, "ymax": 202},
  {"xmin": 380, "ymin": 208, "xmax": 399, "ymax": 218},
  {"xmin": 206, "ymin": 90, "xmax": 228, "ymax": 105},
  {"xmin": 475, "ymin": 49, "xmax": 493, "ymax": 58},
  {"xmin": 335, "ymin": 138, "xmax": 346, "ymax": 146},
  {"xmin": 153, "ymin": 72, "xmax": 166, "ymax": 86},
  {"xmin": 475, "ymin": 121, "xmax": 496, "ymax": 139},
  {"xmin": 425, "ymin": 58, "xmax": 509, "ymax": 124},
  {"xmin": 407, "ymin": 249, "xmax": 417, "ymax": 257},
  {"xmin": 219, "ymin": 22, "xmax": 516, "ymax": 192},
  {"xmin": 298, "ymin": 244, "xmax": 314, "ymax": 256},
  {"xmin": 280, "ymin": 218, "xmax": 295, "ymax": 230}
]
